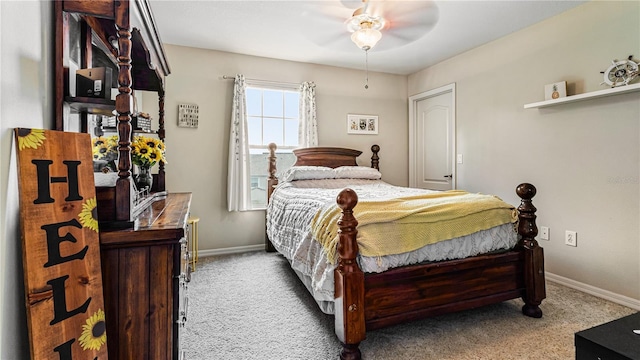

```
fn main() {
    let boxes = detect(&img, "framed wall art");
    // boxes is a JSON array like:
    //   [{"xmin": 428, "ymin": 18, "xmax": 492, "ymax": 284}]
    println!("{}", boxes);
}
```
[
  {"xmin": 347, "ymin": 114, "xmax": 378, "ymax": 135},
  {"xmin": 178, "ymin": 103, "xmax": 199, "ymax": 128}
]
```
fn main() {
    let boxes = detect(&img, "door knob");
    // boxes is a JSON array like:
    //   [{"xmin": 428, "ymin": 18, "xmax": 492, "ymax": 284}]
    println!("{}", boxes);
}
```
[{"xmin": 444, "ymin": 174, "xmax": 452, "ymax": 178}]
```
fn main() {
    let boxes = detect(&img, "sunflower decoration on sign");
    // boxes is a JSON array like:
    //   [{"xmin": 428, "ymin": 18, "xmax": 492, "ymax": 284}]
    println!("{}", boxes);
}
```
[
  {"xmin": 16, "ymin": 128, "xmax": 46, "ymax": 151},
  {"xmin": 91, "ymin": 135, "xmax": 118, "ymax": 172},
  {"xmin": 131, "ymin": 135, "xmax": 167, "ymax": 168},
  {"xmin": 78, "ymin": 197, "xmax": 99, "ymax": 232},
  {"xmin": 78, "ymin": 308, "xmax": 107, "ymax": 351}
]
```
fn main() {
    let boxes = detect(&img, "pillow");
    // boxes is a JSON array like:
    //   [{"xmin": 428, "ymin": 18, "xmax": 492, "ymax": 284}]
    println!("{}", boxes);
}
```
[
  {"xmin": 334, "ymin": 166, "xmax": 382, "ymax": 180},
  {"xmin": 280, "ymin": 166, "xmax": 336, "ymax": 182}
]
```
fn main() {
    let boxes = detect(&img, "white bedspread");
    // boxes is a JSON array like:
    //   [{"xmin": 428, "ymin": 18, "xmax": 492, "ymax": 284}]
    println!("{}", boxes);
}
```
[{"xmin": 266, "ymin": 179, "xmax": 518, "ymax": 314}]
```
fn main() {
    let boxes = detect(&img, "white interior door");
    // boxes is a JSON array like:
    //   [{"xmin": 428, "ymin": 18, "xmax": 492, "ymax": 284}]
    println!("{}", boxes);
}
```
[{"xmin": 409, "ymin": 84, "xmax": 456, "ymax": 190}]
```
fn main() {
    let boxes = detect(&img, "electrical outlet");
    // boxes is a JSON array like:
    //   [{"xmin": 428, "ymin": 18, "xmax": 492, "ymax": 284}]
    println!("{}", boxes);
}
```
[
  {"xmin": 565, "ymin": 230, "xmax": 577, "ymax": 247},
  {"xmin": 540, "ymin": 226, "xmax": 549, "ymax": 240}
]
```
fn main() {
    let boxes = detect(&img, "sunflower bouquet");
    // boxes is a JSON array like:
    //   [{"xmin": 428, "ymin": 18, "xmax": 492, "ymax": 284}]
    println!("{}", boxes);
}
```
[
  {"xmin": 131, "ymin": 135, "xmax": 167, "ymax": 168},
  {"xmin": 92, "ymin": 135, "xmax": 118, "ymax": 172}
]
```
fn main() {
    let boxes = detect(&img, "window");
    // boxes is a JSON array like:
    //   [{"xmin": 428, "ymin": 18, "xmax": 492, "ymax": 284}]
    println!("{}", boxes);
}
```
[{"xmin": 246, "ymin": 85, "xmax": 300, "ymax": 209}]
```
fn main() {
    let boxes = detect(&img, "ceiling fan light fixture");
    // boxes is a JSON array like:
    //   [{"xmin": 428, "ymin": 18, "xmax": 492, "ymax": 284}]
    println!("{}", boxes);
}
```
[
  {"xmin": 346, "ymin": 9, "xmax": 387, "ymax": 89},
  {"xmin": 351, "ymin": 26, "xmax": 382, "ymax": 51},
  {"xmin": 347, "ymin": 13, "xmax": 385, "ymax": 51}
]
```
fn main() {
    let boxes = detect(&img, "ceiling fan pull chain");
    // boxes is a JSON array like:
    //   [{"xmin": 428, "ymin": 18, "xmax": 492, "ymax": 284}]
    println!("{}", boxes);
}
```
[{"xmin": 365, "ymin": 49, "xmax": 369, "ymax": 89}]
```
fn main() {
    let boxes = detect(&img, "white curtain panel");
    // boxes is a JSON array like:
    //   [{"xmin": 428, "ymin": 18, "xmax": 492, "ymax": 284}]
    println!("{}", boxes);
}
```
[
  {"xmin": 227, "ymin": 74, "xmax": 252, "ymax": 211},
  {"xmin": 299, "ymin": 81, "xmax": 318, "ymax": 147}
]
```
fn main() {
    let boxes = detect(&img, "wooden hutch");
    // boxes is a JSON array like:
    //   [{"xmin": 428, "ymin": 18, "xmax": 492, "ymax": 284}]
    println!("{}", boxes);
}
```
[{"xmin": 54, "ymin": 1, "xmax": 191, "ymax": 359}]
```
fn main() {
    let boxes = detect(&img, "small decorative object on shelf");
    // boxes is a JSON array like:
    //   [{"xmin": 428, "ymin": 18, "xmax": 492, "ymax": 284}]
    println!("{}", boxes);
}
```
[
  {"xmin": 131, "ymin": 135, "xmax": 167, "ymax": 191},
  {"xmin": 178, "ymin": 103, "xmax": 199, "ymax": 128},
  {"xmin": 92, "ymin": 135, "xmax": 118, "ymax": 172},
  {"xmin": 103, "ymin": 115, "xmax": 117, "ymax": 128},
  {"xmin": 600, "ymin": 55, "xmax": 639, "ymax": 88},
  {"xmin": 544, "ymin": 81, "xmax": 567, "ymax": 100},
  {"xmin": 76, "ymin": 67, "xmax": 113, "ymax": 99},
  {"xmin": 133, "ymin": 112, "xmax": 152, "ymax": 132}
]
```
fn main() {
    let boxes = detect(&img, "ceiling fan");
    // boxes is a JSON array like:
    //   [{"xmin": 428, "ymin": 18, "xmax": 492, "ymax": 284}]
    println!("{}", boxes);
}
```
[{"xmin": 304, "ymin": 0, "xmax": 440, "ymax": 52}]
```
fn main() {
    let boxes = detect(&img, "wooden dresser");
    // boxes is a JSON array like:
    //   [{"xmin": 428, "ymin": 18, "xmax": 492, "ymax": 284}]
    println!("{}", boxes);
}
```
[{"xmin": 99, "ymin": 193, "xmax": 192, "ymax": 360}]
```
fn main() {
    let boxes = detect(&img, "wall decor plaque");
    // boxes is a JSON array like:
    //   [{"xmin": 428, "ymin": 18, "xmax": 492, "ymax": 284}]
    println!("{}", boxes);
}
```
[{"xmin": 178, "ymin": 103, "xmax": 199, "ymax": 128}]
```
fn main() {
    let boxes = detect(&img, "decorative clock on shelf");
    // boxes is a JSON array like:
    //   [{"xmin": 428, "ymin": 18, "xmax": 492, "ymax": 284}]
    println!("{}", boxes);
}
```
[{"xmin": 600, "ymin": 55, "xmax": 639, "ymax": 88}]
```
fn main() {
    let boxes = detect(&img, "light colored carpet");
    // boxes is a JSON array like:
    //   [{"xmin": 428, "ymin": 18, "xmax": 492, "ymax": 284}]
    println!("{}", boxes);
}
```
[{"xmin": 182, "ymin": 251, "xmax": 636, "ymax": 359}]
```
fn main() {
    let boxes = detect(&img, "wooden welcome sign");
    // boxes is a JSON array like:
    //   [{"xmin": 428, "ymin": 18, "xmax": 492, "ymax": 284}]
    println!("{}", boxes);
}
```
[{"xmin": 15, "ymin": 128, "xmax": 108, "ymax": 359}]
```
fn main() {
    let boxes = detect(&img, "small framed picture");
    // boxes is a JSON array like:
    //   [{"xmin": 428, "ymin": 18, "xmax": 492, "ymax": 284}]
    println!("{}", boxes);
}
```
[
  {"xmin": 347, "ymin": 114, "xmax": 378, "ymax": 135},
  {"xmin": 544, "ymin": 81, "xmax": 567, "ymax": 100},
  {"xmin": 178, "ymin": 103, "xmax": 199, "ymax": 128}
]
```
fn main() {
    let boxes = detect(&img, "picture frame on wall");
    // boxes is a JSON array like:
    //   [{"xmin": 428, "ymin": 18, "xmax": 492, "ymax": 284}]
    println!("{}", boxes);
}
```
[{"xmin": 347, "ymin": 114, "xmax": 378, "ymax": 135}]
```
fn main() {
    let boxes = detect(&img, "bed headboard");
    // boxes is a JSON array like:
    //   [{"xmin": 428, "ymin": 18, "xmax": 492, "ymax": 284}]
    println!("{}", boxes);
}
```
[
  {"xmin": 266, "ymin": 144, "xmax": 380, "ymax": 201},
  {"xmin": 292, "ymin": 147, "xmax": 362, "ymax": 168}
]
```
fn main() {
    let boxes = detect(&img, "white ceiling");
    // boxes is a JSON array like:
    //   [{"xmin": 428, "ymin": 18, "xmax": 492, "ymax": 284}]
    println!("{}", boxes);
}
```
[{"xmin": 149, "ymin": 0, "xmax": 586, "ymax": 75}]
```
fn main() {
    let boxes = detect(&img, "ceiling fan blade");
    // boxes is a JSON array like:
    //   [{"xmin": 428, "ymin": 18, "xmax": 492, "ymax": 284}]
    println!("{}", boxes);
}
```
[
  {"xmin": 376, "ymin": 25, "xmax": 435, "ymax": 49},
  {"xmin": 385, "ymin": 11, "xmax": 439, "ymax": 38},
  {"xmin": 340, "ymin": 0, "xmax": 364, "ymax": 9},
  {"xmin": 300, "ymin": 4, "xmax": 356, "ymax": 50},
  {"xmin": 381, "ymin": 1, "xmax": 439, "ymax": 28},
  {"xmin": 372, "ymin": 1, "xmax": 439, "ymax": 50}
]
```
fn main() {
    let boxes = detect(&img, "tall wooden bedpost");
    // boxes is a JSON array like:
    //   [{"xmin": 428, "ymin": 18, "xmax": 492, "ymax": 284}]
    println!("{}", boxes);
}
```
[
  {"xmin": 265, "ymin": 143, "xmax": 278, "ymax": 252},
  {"xmin": 335, "ymin": 189, "xmax": 366, "ymax": 360},
  {"xmin": 516, "ymin": 183, "xmax": 546, "ymax": 318},
  {"xmin": 267, "ymin": 143, "xmax": 278, "ymax": 200},
  {"xmin": 370, "ymin": 144, "xmax": 380, "ymax": 170}
]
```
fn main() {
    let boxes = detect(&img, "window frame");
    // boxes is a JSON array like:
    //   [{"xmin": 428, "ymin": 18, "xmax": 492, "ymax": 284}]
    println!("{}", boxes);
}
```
[{"xmin": 245, "ymin": 81, "xmax": 301, "ymax": 210}]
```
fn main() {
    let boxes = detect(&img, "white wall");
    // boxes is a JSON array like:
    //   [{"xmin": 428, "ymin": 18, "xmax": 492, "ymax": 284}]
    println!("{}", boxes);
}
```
[
  {"xmin": 409, "ymin": 1, "xmax": 640, "ymax": 302},
  {"xmin": 142, "ymin": 46, "xmax": 408, "ymax": 252},
  {"xmin": 1, "ymin": 1, "xmax": 53, "ymax": 358}
]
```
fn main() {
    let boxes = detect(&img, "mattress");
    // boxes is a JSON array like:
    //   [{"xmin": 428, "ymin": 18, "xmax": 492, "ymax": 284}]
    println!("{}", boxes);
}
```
[{"xmin": 266, "ymin": 179, "xmax": 519, "ymax": 314}]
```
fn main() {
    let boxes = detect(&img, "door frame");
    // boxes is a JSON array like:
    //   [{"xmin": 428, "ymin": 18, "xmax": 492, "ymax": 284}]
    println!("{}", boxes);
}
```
[{"xmin": 408, "ymin": 83, "xmax": 457, "ymax": 189}]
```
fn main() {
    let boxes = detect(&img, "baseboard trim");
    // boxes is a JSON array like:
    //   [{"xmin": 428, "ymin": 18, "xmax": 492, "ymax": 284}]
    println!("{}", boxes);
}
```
[
  {"xmin": 546, "ymin": 272, "xmax": 640, "ymax": 310},
  {"xmin": 198, "ymin": 244, "xmax": 264, "ymax": 258}
]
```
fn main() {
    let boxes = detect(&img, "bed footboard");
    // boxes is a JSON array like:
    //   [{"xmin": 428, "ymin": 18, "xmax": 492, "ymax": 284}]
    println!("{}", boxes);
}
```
[{"xmin": 334, "ymin": 183, "xmax": 545, "ymax": 360}]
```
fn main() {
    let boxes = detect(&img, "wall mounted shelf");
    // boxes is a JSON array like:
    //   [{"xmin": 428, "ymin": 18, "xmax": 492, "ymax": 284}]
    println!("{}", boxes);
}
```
[
  {"xmin": 102, "ymin": 126, "xmax": 156, "ymax": 134},
  {"xmin": 65, "ymin": 96, "xmax": 115, "ymax": 116},
  {"xmin": 524, "ymin": 83, "xmax": 640, "ymax": 109}
]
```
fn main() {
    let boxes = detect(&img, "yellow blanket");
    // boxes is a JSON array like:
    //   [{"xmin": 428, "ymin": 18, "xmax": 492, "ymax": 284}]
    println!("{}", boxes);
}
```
[{"xmin": 311, "ymin": 190, "xmax": 517, "ymax": 264}]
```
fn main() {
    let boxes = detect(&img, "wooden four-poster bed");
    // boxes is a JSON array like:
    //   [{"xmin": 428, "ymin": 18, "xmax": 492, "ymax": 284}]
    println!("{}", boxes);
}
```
[{"xmin": 265, "ymin": 143, "xmax": 545, "ymax": 360}]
